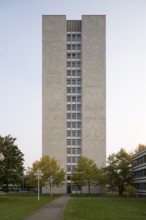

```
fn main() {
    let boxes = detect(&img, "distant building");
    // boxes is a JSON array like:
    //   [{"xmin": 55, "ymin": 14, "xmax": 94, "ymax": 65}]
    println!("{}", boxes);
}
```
[
  {"xmin": 132, "ymin": 149, "xmax": 146, "ymax": 196},
  {"xmin": 42, "ymin": 15, "xmax": 106, "ymax": 194}
]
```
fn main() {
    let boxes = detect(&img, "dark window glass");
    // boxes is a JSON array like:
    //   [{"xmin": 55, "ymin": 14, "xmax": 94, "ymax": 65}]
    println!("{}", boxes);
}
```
[
  {"xmin": 67, "ymin": 165, "xmax": 71, "ymax": 172},
  {"xmin": 77, "ymin": 61, "xmax": 81, "ymax": 67},
  {"xmin": 72, "ymin": 88, "xmax": 76, "ymax": 93},
  {"xmin": 77, "ymin": 130, "xmax": 81, "ymax": 137},
  {"xmin": 77, "ymin": 44, "xmax": 81, "ymax": 50},
  {"xmin": 77, "ymin": 104, "xmax": 81, "ymax": 111},
  {"xmin": 67, "ymin": 96, "xmax": 71, "ymax": 102},
  {"xmin": 72, "ymin": 130, "xmax": 76, "ymax": 137},
  {"xmin": 77, "ymin": 148, "xmax": 81, "ymax": 154},
  {"xmin": 77, "ymin": 34, "xmax": 81, "ymax": 41},
  {"xmin": 72, "ymin": 148, "xmax": 76, "ymax": 154},
  {"xmin": 77, "ymin": 139, "xmax": 81, "ymax": 145},
  {"xmin": 67, "ymin": 113, "xmax": 71, "ymax": 119},
  {"xmin": 67, "ymin": 79, "xmax": 71, "ymax": 85},
  {"xmin": 67, "ymin": 44, "xmax": 71, "ymax": 50},
  {"xmin": 77, "ymin": 70, "xmax": 81, "ymax": 76},
  {"xmin": 72, "ymin": 79, "xmax": 76, "ymax": 85},
  {"xmin": 72, "ymin": 139, "xmax": 76, "ymax": 145},
  {"xmin": 67, "ymin": 105, "xmax": 71, "ymax": 111},
  {"xmin": 72, "ymin": 113, "xmax": 76, "ymax": 119},
  {"xmin": 67, "ymin": 157, "xmax": 71, "ymax": 163},
  {"xmin": 67, "ymin": 53, "xmax": 71, "ymax": 59},
  {"xmin": 72, "ymin": 54, "xmax": 76, "ymax": 59},
  {"xmin": 77, "ymin": 96, "xmax": 81, "ymax": 102},
  {"xmin": 72, "ymin": 157, "xmax": 76, "ymax": 163},
  {"xmin": 67, "ymin": 122, "xmax": 71, "ymax": 128},
  {"xmin": 77, "ymin": 79, "xmax": 81, "ymax": 85},
  {"xmin": 77, "ymin": 87, "xmax": 81, "ymax": 93},
  {"xmin": 77, "ymin": 113, "xmax": 81, "ymax": 119},
  {"xmin": 72, "ymin": 122, "xmax": 76, "ymax": 128},
  {"xmin": 77, "ymin": 122, "xmax": 81, "ymax": 128},
  {"xmin": 77, "ymin": 53, "xmax": 81, "ymax": 59},
  {"xmin": 72, "ymin": 45, "xmax": 76, "ymax": 50},
  {"xmin": 72, "ymin": 70, "xmax": 76, "ymax": 76},
  {"xmin": 72, "ymin": 105, "xmax": 76, "ymax": 111},
  {"xmin": 67, "ymin": 35, "xmax": 71, "ymax": 41},
  {"xmin": 67, "ymin": 70, "xmax": 71, "ymax": 76},
  {"xmin": 67, "ymin": 148, "xmax": 71, "ymax": 153},
  {"xmin": 72, "ymin": 34, "xmax": 76, "ymax": 41},
  {"xmin": 67, "ymin": 88, "xmax": 71, "ymax": 93},
  {"xmin": 67, "ymin": 130, "xmax": 71, "ymax": 137}
]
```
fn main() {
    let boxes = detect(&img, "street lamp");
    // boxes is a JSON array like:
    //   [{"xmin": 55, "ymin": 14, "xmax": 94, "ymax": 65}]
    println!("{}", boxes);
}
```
[
  {"xmin": 0, "ymin": 152, "xmax": 4, "ymax": 161},
  {"xmin": 35, "ymin": 169, "xmax": 43, "ymax": 201}
]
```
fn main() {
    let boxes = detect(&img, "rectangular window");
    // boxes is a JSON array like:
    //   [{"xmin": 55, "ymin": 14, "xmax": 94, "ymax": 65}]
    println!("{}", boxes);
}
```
[
  {"xmin": 72, "ymin": 157, "xmax": 76, "ymax": 163},
  {"xmin": 72, "ymin": 70, "xmax": 76, "ymax": 76},
  {"xmin": 77, "ymin": 70, "xmax": 81, "ymax": 76},
  {"xmin": 72, "ymin": 88, "xmax": 76, "ymax": 93},
  {"xmin": 72, "ymin": 34, "xmax": 76, "ymax": 41},
  {"xmin": 67, "ymin": 157, "xmax": 71, "ymax": 163},
  {"xmin": 72, "ymin": 122, "xmax": 76, "ymax": 128},
  {"xmin": 72, "ymin": 113, "xmax": 76, "ymax": 119},
  {"xmin": 77, "ymin": 44, "xmax": 81, "ymax": 50},
  {"xmin": 72, "ymin": 130, "xmax": 76, "ymax": 137},
  {"xmin": 77, "ymin": 87, "xmax": 81, "ymax": 93},
  {"xmin": 67, "ymin": 122, "xmax": 71, "ymax": 128},
  {"xmin": 67, "ymin": 165, "xmax": 71, "ymax": 172},
  {"xmin": 77, "ymin": 53, "xmax": 81, "ymax": 59},
  {"xmin": 67, "ymin": 88, "xmax": 71, "ymax": 93},
  {"xmin": 77, "ymin": 122, "xmax": 81, "ymax": 128},
  {"xmin": 72, "ymin": 105, "xmax": 76, "ymax": 111},
  {"xmin": 67, "ymin": 35, "xmax": 71, "ymax": 41},
  {"xmin": 67, "ymin": 62, "xmax": 71, "ymax": 67},
  {"xmin": 67, "ymin": 113, "xmax": 71, "ymax": 119},
  {"xmin": 72, "ymin": 54, "xmax": 76, "ymax": 59},
  {"xmin": 67, "ymin": 140, "xmax": 71, "ymax": 146},
  {"xmin": 77, "ymin": 79, "xmax": 81, "ymax": 85},
  {"xmin": 72, "ymin": 96, "xmax": 76, "ymax": 102},
  {"xmin": 67, "ymin": 70, "xmax": 71, "ymax": 76},
  {"xmin": 72, "ymin": 79, "xmax": 76, "ymax": 85},
  {"xmin": 67, "ymin": 44, "xmax": 71, "ymax": 50},
  {"xmin": 72, "ymin": 45, "xmax": 76, "ymax": 50},
  {"xmin": 72, "ymin": 139, "xmax": 76, "ymax": 145},
  {"xmin": 72, "ymin": 148, "xmax": 76, "ymax": 154},
  {"xmin": 77, "ymin": 104, "xmax": 81, "ymax": 111},
  {"xmin": 67, "ymin": 105, "xmax": 71, "ymax": 111},
  {"xmin": 67, "ymin": 130, "xmax": 71, "ymax": 137},
  {"xmin": 67, "ymin": 96, "xmax": 71, "ymax": 102},
  {"xmin": 77, "ymin": 34, "xmax": 81, "ymax": 41},
  {"xmin": 77, "ymin": 148, "xmax": 81, "ymax": 154},
  {"xmin": 77, "ymin": 130, "xmax": 81, "ymax": 137},
  {"xmin": 77, "ymin": 139, "xmax": 81, "ymax": 145},
  {"xmin": 67, "ymin": 79, "xmax": 71, "ymax": 85},
  {"xmin": 72, "ymin": 62, "xmax": 76, "ymax": 67},
  {"xmin": 77, "ymin": 96, "xmax": 81, "ymax": 102},
  {"xmin": 67, "ymin": 53, "xmax": 71, "ymax": 59},
  {"xmin": 77, "ymin": 113, "xmax": 81, "ymax": 119},
  {"xmin": 77, "ymin": 61, "xmax": 81, "ymax": 67},
  {"xmin": 67, "ymin": 148, "xmax": 71, "ymax": 154}
]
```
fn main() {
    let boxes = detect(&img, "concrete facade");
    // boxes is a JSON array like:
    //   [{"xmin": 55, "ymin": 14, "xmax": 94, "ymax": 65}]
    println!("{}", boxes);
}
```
[
  {"xmin": 132, "ymin": 150, "xmax": 146, "ymax": 196},
  {"xmin": 42, "ymin": 15, "xmax": 106, "ymax": 194}
]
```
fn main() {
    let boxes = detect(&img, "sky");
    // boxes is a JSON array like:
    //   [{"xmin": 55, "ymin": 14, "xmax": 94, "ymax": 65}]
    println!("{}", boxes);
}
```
[{"xmin": 0, "ymin": 0, "xmax": 146, "ymax": 169}]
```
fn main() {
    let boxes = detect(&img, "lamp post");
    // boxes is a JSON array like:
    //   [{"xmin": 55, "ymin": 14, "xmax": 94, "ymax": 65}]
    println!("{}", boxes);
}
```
[
  {"xmin": 0, "ymin": 152, "xmax": 4, "ymax": 161},
  {"xmin": 35, "ymin": 169, "xmax": 43, "ymax": 201}
]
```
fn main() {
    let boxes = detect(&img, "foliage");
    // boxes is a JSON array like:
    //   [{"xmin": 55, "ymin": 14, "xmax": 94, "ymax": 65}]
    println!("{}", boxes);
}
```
[
  {"xmin": 0, "ymin": 135, "xmax": 24, "ymax": 187},
  {"xmin": 125, "ymin": 185, "xmax": 136, "ymax": 197},
  {"xmin": 72, "ymin": 156, "xmax": 106, "ymax": 195},
  {"xmin": 105, "ymin": 148, "xmax": 132, "ymax": 195},
  {"xmin": 134, "ymin": 144, "xmax": 146, "ymax": 154},
  {"xmin": 27, "ymin": 155, "xmax": 65, "ymax": 192}
]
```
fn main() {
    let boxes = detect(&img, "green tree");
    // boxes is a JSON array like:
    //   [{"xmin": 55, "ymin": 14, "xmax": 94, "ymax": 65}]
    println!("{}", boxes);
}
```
[
  {"xmin": 105, "ymin": 148, "xmax": 132, "ymax": 195},
  {"xmin": 27, "ymin": 155, "xmax": 65, "ymax": 194},
  {"xmin": 134, "ymin": 144, "xmax": 146, "ymax": 154},
  {"xmin": 72, "ymin": 156, "xmax": 105, "ymax": 195},
  {"xmin": 0, "ymin": 135, "xmax": 24, "ymax": 189}
]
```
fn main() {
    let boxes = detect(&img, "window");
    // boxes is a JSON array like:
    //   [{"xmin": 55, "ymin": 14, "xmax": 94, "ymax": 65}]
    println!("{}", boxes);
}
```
[
  {"xmin": 67, "ymin": 122, "xmax": 71, "ymax": 128},
  {"xmin": 72, "ymin": 62, "xmax": 76, "ymax": 67},
  {"xmin": 67, "ymin": 140, "xmax": 71, "ymax": 146},
  {"xmin": 72, "ymin": 139, "xmax": 76, "ymax": 145},
  {"xmin": 77, "ymin": 79, "xmax": 81, "ymax": 85},
  {"xmin": 77, "ymin": 53, "xmax": 81, "ymax": 59},
  {"xmin": 72, "ymin": 148, "xmax": 76, "ymax": 154},
  {"xmin": 72, "ymin": 157, "xmax": 76, "ymax": 163},
  {"xmin": 77, "ymin": 96, "xmax": 81, "ymax": 102},
  {"xmin": 67, "ymin": 53, "xmax": 71, "ymax": 59},
  {"xmin": 72, "ymin": 70, "xmax": 76, "ymax": 76},
  {"xmin": 77, "ymin": 34, "xmax": 81, "ymax": 41},
  {"xmin": 67, "ymin": 62, "xmax": 71, "ymax": 67},
  {"xmin": 67, "ymin": 113, "xmax": 71, "ymax": 119},
  {"xmin": 77, "ymin": 104, "xmax": 81, "ymax": 111},
  {"xmin": 67, "ymin": 79, "xmax": 71, "ymax": 85},
  {"xmin": 77, "ymin": 122, "xmax": 81, "ymax": 128},
  {"xmin": 72, "ymin": 45, "xmax": 76, "ymax": 50},
  {"xmin": 67, "ymin": 35, "xmax": 71, "ymax": 41},
  {"xmin": 77, "ymin": 70, "xmax": 81, "ymax": 76},
  {"xmin": 77, "ymin": 157, "xmax": 81, "ymax": 162},
  {"xmin": 67, "ymin": 88, "xmax": 71, "ymax": 93},
  {"xmin": 72, "ymin": 105, "xmax": 76, "ymax": 111},
  {"xmin": 77, "ymin": 148, "xmax": 81, "ymax": 154},
  {"xmin": 67, "ymin": 130, "xmax": 71, "ymax": 137},
  {"xmin": 67, "ymin": 44, "xmax": 71, "ymax": 50},
  {"xmin": 72, "ymin": 34, "xmax": 76, "ymax": 41},
  {"xmin": 77, "ymin": 130, "xmax": 81, "ymax": 137},
  {"xmin": 77, "ymin": 87, "xmax": 81, "ymax": 93},
  {"xmin": 67, "ymin": 148, "xmax": 71, "ymax": 154},
  {"xmin": 72, "ymin": 79, "xmax": 76, "ymax": 85},
  {"xmin": 77, "ymin": 61, "xmax": 81, "ymax": 67},
  {"xmin": 72, "ymin": 54, "xmax": 76, "ymax": 59},
  {"xmin": 67, "ymin": 96, "xmax": 71, "ymax": 102},
  {"xmin": 72, "ymin": 88, "xmax": 76, "ymax": 93},
  {"xmin": 67, "ymin": 157, "xmax": 71, "ymax": 163},
  {"xmin": 77, "ymin": 44, "xmax": 81, "ymax": 50},
  {"xmin": 67, "ymin": 70, "xmax": 71, "ymax": 76},
  {"xmin": 72, "ymin": 122, "xmax": 76, "ymax": 128},
  {"xmin": 72, "ymin": 113, "xmax": 76, "ymax": 119},
  {"xmin": 77, "ymin": 139, "xmax": 81, "ymax": 145},
  {"xmin": 77, "ymin": 113, "xmax": 81, "ymax": 119},
  {"xmin": 72, "ymin": 130, "xmax": 76, "ymax": 137},
  {"xmin": 72, "ymin": 96, "xmax": 76, "ymax": 102},
  {"xmin": 67, "ymin": 165, "xmax": 71, "ymax": 172},
  {"xmin": 67, "ymin": 105, "xmax": 71, "ymax": 111}
]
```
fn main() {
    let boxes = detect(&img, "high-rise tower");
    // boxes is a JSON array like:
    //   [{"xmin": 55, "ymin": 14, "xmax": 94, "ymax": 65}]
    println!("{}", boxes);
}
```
[{"xmin": 42, "ymin": 15, "xmax": 106, "ymax": 194}]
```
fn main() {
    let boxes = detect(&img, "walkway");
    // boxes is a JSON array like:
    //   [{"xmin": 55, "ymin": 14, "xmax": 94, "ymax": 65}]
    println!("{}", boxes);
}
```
[{"xmin": 24, "ymin": 195, "xmax": 69, "ymax": 220}]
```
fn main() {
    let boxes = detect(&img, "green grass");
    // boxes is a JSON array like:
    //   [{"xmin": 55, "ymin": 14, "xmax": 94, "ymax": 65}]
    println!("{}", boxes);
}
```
[
  {"xmin": 61, "ymin": 197, "xmax": 146, "ymax": 220},
  {"xmin": 0, "ymin": 193, "xmax": 58, "ymax": 220}
]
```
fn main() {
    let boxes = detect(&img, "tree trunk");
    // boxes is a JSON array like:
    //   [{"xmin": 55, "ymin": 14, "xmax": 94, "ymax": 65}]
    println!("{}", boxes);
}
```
[{"xmin": 118, "ymin": 185, "xmax": 123, "ymax": 195}]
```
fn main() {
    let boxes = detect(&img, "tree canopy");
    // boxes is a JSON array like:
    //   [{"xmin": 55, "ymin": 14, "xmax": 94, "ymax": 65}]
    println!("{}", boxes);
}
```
[
  {"xmin": 0, "ymin": 135, "xmax": 24, "ymax": 186},
  {"xmin": 134, "ymin": 144, "xmax": 146, "ymax": 154},
  {"xmin": 72, "ymin": 156, "xmax": 106, "ymax": 195},
  {"xmin": 105, "ymin": 148, "xmax": 132, "ymax": 195},
  {"xmin": 27, "ymin": 155, "xmax": 65, "ymax": 193}
]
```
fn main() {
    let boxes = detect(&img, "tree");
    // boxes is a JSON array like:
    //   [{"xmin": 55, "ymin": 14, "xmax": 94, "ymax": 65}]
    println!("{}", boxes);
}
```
[
  {"xmin": 27, "ymin": 155, "xmax": 65, "ymax": 194},
  {"xmin": 0, "ymin": 135, "xmax": 24, "ymax": 189},
  {"xmin": 134, "ymin": 144, "xmax": 146, "ymax": 154},
  {"xmin": 72, "ymin": 156, "xmax": 105, "ymax": 195},
  {"xmin": 105, "ymin": 148, "xmax": 132, "ymax": 195}
]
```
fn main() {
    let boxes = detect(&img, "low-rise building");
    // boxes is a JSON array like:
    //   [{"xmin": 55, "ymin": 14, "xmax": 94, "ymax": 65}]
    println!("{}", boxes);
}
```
[{"xmin": 132, "ymin": 149, "xmax": 146, "ymax": 196}]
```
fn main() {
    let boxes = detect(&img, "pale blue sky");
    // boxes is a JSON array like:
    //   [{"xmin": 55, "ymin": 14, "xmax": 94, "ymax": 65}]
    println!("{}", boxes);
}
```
[{"xmin": 0, "ymin": 0, "xmax": 146, "ymax": 168}]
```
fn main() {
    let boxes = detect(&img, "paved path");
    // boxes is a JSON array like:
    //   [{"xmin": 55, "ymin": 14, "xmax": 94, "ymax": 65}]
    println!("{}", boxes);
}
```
[{"xmin": 23, "ymin": 195, "xmax": 69, "ymax": 220}]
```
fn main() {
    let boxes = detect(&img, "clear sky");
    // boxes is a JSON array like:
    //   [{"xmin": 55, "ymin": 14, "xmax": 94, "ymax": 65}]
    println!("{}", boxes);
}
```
[{"xmin": 0, "ymin": 0, "xmax": 146, "ymax": 168}]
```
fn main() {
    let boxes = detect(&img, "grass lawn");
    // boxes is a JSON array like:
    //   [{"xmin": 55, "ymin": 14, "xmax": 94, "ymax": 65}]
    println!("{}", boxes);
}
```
[
  {"xmin": 0, "ymin": 193, "xmax": 58, "ymax": 220},
  {"xmin": 61, "ymin": 197, "xmax": 146, "ymax": 220}
]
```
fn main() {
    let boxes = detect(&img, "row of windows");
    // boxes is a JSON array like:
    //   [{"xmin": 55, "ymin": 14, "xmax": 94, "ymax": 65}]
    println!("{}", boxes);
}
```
[
  {"xmin": 67, "ymin": 44, "xmax": 81, "ymax": 51},
  {"xmin": 67, "ymin": 113, "xmax": 81, "ymax": 119},
  {"xmin": 67, "ymin": 61, "xmax": 81, "ymax": 68},
  {"xmin": 67, "ymin": 122, "xmax": 81, "ymax": 128},
  {"xmin": 67, "ymin": 139, "xmax": 81, "ymax": 146},
  {"xmin": 67, "ymin": 70, "xmax": 81, "ymax": 77},
  {"xmin": 67, "ymin": 130, "xmax": 81, "ymax": 137},
  {"xmin": 67, "ymin": 87, "xmax": 81, "ymax": 94},
  {"xmin": 67, "ymin": 79, "xmax": 81, "ymax": 85},
  {"xmin": 134, "ymin": 183, "xmax": 146, "ymax": 190},
  {"xmin": 67, "ymin": 53, "xmax": 81, "ymax": 59},
  {"xmin": 67, "ymin": 165, "xmax": 77, "ymax": 172},
  {"xmin": 67, "ymin": 34, "xmax": 81, "ymax": 42},
  {"xmin": 132, "ymin": 155, "xmax": 146, "ymax": 167},
  {"xmin": 133, "ymin": 169, "xmax": 146, "ymax": 178},
  {"xmin": 67, "ymin": 96, "xmax": 81, "ymax": 103},
  {"xmin": 67, "ymin": 148, "xmax": 81, "ymax": 154},
  {"xmin": 67, "ymin": 156, "xmax": 81, "ymax": 163},
  {"xmin": 67, "ymin": 104, "xmax": 81, "ymax": 111}
]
